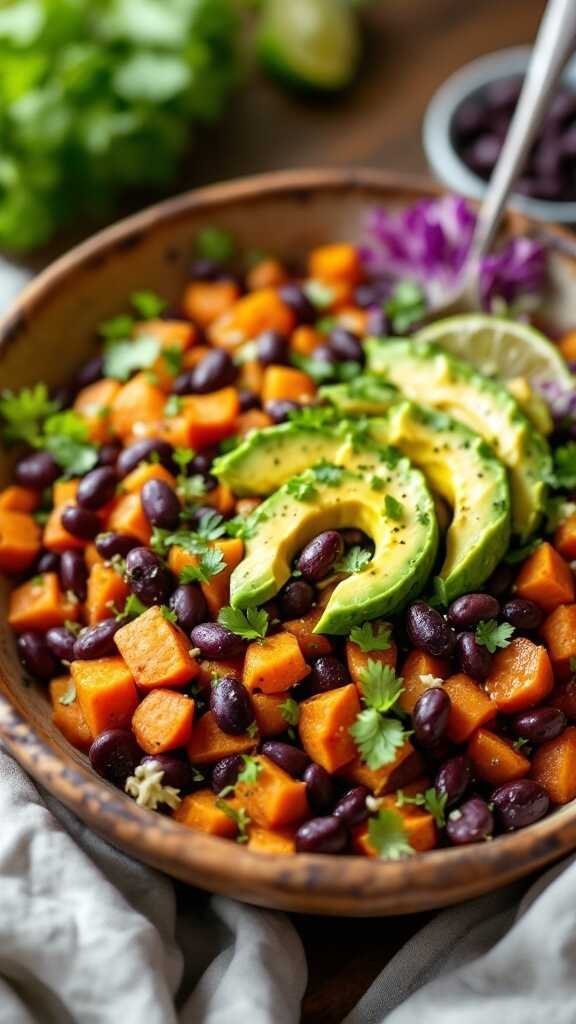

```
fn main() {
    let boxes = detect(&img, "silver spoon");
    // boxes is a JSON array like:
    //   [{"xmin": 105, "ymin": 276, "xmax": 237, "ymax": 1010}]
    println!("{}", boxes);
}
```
[{"xmin": 438, "ymin": 0, "xmax": 576, "ymax": 314}]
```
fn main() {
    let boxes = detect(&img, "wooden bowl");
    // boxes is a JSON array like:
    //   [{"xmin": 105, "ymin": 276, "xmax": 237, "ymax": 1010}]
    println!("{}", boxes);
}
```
[{"xmin": 1, "ymin": 168, "xmax": 576, "ymax": 917}]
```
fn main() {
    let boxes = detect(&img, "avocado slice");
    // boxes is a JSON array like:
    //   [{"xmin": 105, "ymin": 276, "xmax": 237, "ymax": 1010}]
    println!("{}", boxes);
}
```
[
  {"xmin": 320, "ymin": 385, "xmax": 511, "ymax": 598},
  {"xmin": 319, "ymin": 377, "xmax": 399, "ymax": 415},
  {"xmin": 227, "ymin": 442, "xmax": 438, "ymax": 634},
  {"xmin": 366, "ymin": 340, "xmax": 551, "ymax": 538}
]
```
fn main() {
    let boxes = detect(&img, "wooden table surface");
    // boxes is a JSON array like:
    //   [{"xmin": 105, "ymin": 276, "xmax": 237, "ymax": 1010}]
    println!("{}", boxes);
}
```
[{"xmin": 195, "ymin": 2, "xmax": 549, "ymax": 1021}]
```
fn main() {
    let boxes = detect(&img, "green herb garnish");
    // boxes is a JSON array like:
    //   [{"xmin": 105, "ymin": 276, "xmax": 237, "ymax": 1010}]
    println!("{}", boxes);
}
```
[
  {"xmin": 475, "ymin": 619, "xmax": 515, "ymax": 654},
  {"xmin": 217, "ymin": 606, "xmax": 269, "ymax": 641},
  {"xmin": 349, "ymin": 621, "xmax": 392, "ymax": 653}
]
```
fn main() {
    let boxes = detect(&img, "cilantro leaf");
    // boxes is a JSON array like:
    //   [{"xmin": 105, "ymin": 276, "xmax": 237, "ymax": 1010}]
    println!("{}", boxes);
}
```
[
  {"xmin": 196, "ymin": 227, "xmax": 234, "ymax": 262},
  {"xmin": 358, "ymin": 662, "xmax": 404, "ymax": 713},
  {"xmin": 164, "ymin": 395, "xmax": 183, "ymax": 417},
  {"xmin": 312, "ymin": 461, "xmax": 344, "ymax": 485},
  {"xmin": 334, "ymin": 545, "xmax": 372, "ymax": 574},
  {"xmin": 423, "ymin": 788, "xmax": 447, "ymax": 827},
  {"xmin": 236, "ymin": 755, "xmax": 262, "ymax": 786},
  {"xmin": 179, "ymin": 547, "xmax": 226, "ymax": 584},
  {"xmin": 215, "ymin": 799, "xmax": 251, "ymax": 843},
  {"xmin": 173, "ymin": 448, "xmax": 195, "ymax": 471},
  {"xmin": 178, "ymin": 475, "xmax": 208, "ymax": 502},
  {"xmin": 217, "ymin": 606, "xmax": 269, "ymax": 641},
  {"xmin": 99, "ymin": 315, "xmax": 136, "ymax": 341},
  {"xmin": 162, "ymin": 346, "xmax": 184, "ymax": 377},
  {"xmin": 59, "ymin": 681, "xmax": 77, "ymax": 706},
  {"xmin": 349, "ymin": 621, "xmax": 392, "ymax": 654},
  {"xmin": 367, "ymin": 809, "xmax": 413, "ymax": 860},
  {"xmin": 383, "ymin": 494, "xmax": 404, "ymax": 520},
  {"xmin": 117, "ymin": 594, "xmax": 147, "ymax": 620},
  {"xmin": 475, "ymin": 619, "xmax": 515, "ymax": 654},
  {"xmin": 303, "ymin": 279, "xmax": 335, "ymax": 309},
  {"xmin": 385, "ymin": 280, "xmax": 427, "ymax": 334},
  {"xmin": 195, "ymin": 510, "xmax": 227, "ymax": 541},
  {"xmin": 160, "ymin": 605, "xmax": 178, "ymax": 624},
  {"xmin": 225, "ymin": 515, "xmax": 257, "ymax": 541},
  {"xmin": 131, "ymin": 290, "xmax": 167, "ymax": 319},
  {"xmin": 285, "ymin": 474, "xmax": 318, "ymax": 502},
  {"xmin": 279, "ymin": 698, "xmax": 300, "ymax": 727},
  {"xmin": 0, "ymin": 384, "xmax": 58, "ymax": 445},
  {"xmin": 552, "ymin": 442, "xmax": 576, "ymax": 490},
  {"xmin": 103, "ymin": 334, "xmax": 160, "ymax": 381},
  {"xmin": 349, "ymin": 711, "xmax": 407, "ymax": 770}
]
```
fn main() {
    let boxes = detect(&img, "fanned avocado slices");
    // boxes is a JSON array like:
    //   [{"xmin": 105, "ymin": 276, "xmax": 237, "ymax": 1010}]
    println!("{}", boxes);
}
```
[
  {"xmin": 228, "ymin": 441, "xmax": 438, "ymax": 634},
  {"xmin": 366, "ymin": 339, "xmax": 551, "ymax": 538}
]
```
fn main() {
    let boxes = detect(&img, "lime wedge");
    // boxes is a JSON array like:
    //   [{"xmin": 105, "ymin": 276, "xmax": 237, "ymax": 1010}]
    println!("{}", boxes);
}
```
[
  {"xmin": 257, "ymin": 0, "xmax": 360, "ymax": 93},
  {"xmin": 415, "ymin": 314, "xmax": 573, "ymax": 389}
]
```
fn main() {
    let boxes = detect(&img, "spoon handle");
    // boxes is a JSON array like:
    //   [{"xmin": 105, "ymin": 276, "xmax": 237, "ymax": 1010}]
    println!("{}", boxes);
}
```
[{"xmin": 469, "ymin": 0, "xmax": 576, "ymax": 263}]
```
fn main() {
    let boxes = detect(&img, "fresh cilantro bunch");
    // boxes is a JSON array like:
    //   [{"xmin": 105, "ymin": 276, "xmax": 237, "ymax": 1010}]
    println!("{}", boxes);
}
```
[
  {"xmin": 0, "ymin": 0, "xmax": 241, "ymax": 250},
  {"xmin": 349, "ymin": 662, "xmax": 410, "ymax": 770},
  {"xmin": 0, "ymin": 385, "xmax": 98, "ymax": 476}
]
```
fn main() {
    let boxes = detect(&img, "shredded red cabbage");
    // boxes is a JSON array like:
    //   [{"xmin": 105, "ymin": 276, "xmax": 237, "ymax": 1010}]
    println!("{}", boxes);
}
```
[{"xmin": 362, "ymin": 195, "xmax": 547, "ymax": 312}]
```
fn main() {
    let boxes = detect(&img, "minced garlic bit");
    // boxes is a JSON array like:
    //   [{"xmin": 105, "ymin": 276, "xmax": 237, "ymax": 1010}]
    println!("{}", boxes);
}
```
[
  {"xmin": 125, "ymin": 761, "xmax": 181, "ymax": 811},
  {"xmin": 419, "ymin": 673, "xmax": 444, "ymax": 689},
  {"xmin": 366, "ymin": 795, "xmax": 384, "ymax": 813}
]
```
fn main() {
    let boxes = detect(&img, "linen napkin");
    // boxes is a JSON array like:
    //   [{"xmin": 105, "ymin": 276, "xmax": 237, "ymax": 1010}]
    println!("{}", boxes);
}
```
[{"xmin": 1, "ymin": 743, "xmax": 576, "ymax": 1024}]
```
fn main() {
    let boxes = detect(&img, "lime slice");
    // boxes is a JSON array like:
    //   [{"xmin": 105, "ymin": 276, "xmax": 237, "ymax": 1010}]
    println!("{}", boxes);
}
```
[
  {"xmin": 257, "ymin": 0, "xmax": 360, "ymax": 93},
  {"xmin": 415, "ymin": 314, "xmax": 574, "ymax": 389}
]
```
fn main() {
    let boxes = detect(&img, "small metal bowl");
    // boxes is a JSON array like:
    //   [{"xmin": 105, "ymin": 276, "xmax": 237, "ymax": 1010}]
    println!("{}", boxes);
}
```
[{"xmin": 423, "ymin": 46, "xmax": 576, "ymax": 224}]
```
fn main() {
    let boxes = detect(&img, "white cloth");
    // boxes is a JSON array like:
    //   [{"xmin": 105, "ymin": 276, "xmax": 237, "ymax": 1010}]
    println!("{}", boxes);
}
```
[{"xmin": 1, "ymin": 746, "xmax": 576, "ymax": 1024}]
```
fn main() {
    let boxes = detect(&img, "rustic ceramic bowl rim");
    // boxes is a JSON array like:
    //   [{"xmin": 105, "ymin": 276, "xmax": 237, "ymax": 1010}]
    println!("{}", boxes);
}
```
[{"xmin": 1, "ymin": 166, "xmax": 575, "ymax": 911}]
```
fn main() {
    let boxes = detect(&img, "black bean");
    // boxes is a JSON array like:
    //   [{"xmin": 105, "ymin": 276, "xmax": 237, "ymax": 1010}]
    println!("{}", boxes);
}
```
[
  {"xmin": 73, "ymin": 618, "xmax": 123, "ymax": 661},
  {"xmin": 303, "ymin": 763, "xmax": 336, "ymax": 813},
  {"xmin": 457, "ymin": 632, "xmax": 492, "ymax": 681},
  {"xmin": 435, "ymin": 755, "xmax": 472, "ymax": 807},
  {"xmin": 366, "ymin": 309, "xmax": 389, "ymax": 336},
  {"xmin": 491, "ymin": 780, "xmax": 550, "ymax": 831},
  {"xmin": 77, "ymin": 466, "xmax": 118, "ymax": 510},
  {"xmin": 333, "ymin": 786, "xmax": 369, "ymax": 827},
  {"xmin": 141, "ymin": 754, "xmax": 197, "ymax": 794},
  {"xmin": 446, "ymin": 797, "xmax": 494, "ymax": 845},
  {"xmin": 141, "ymin": 478, "xmax": 181, "ymax": 530},
  {"xmin": 46, "ymin": 626, "xmax": 77, "ymax": 663},
  {"xmin": 328, "ymin": 328, "xmax": 364, "ymax": 363},
  {"xmin": 191, "ymin": 622, "xmax": 245, "ymax": 659},
  {"xmin": 406, "ymin": 601, "xmax": 457, "ymax": 658},
  {"xmin": 257, "ymin": 330, "xmax": 290, "ymax": 366},
  {"xmin": 295, "ymin": 816, "xmax": 348, "ymax": 854},
  {"xmin": 210, "ymin": 676, "xmax": 254, "ymax": 735},
  {"xmin": 261, "ymin": 741, "xmax": 310, "ymax": 778},
  {"xmin": 116, "ymin": 439, "xmax": 175, "ymax": 478},
  {"xmin": 191, "ymin": 349, "xmax": 237, "ymax": 393},
  {"xmin": 95, "ymin": 532, "xmax": 139, "ymax": 560},
  {"xmin": 312, "ymin": 344, "xmax": 337, "ymax": 365},
  {"xmin": 15, "ymin": 451, "xmax": 59, "ymax": 490},
  {"xmin": 61, "ymin": 505, "xmax": 101, "ymax": 540},
  {"xmin": 278, "ymin": 283, "xmax": 315, "ymax": 324},
  {"xmin": 341, "ymin": 528, "xmax": 371, "ymax": 548},
  {"xmin": 447, "ymin": 593, "xmax": 500, "ymax": 629},
  {"xmin": 211, "ymin": 754, "xmax": 244, "ymax": 794},
  {"xmin": 171, "ymin": 371, "xmax": 196, "ymax": 396},
  {"xmin": 189, "ymin": 257, "xmax": 226, "ymax": 281},
  {"xmin": 189, "ymin": 450, "xmax": 219, "ymax": 475},
  {"xmin": 97, "ymin": 442, "xmax": 122, "ymax": 468},
  {"xmin": 310, "ymin": 655, "xmax": 349, "ymax": 694},
  {"xmin": 51, "ymin": 384, "xmax": 75, "ymax": 410},
  {"xmin": 36, "ymin": 550, "xmax": 60, "ymax": 574},
  {"xmin": 298, "ymin": 530, "xmax": 344, "ymax": 582},
  {"xmin": 264, "ymin": 399, "xmax": 300, "ymax": 424},
  {"xmin": 502, "ymin": 598, "xmax": 544, "ymax": 631},
  {"xmin": 59, "ymin": 549, "xmax": 88, "ymax": 601},
  {"xmin": 354, "ymin": 280, "xmax": 391, "ymax": 308},
  {"xmin": 238, "ymin": 389, "xmax": 260, "ymax": 412},
  {"xmin": 17, "ymin": 630, "xmax": 60, "ymax": 679},
  {"xmin": 512, "ymin": 707, "xmax": 567, "ymax": 744},
  {"xmin": 125, "ymin": 546, "xmax": 173, "ymax": 606},
  {"xmin": 278, "ymin": 580, "xmax": 315, "ymax": 620},
  {"xmin": 484, "ymin": 563, "xmax": 514, "ymax": 597},
  {"xmin": 89, "ymin": 729, "xmax": 142, "ymax": 786},
  {"xmin": 169, "ymin": 584, "xmax": 207, "ymax": 633},
  {"xmin": 73, "ymin": 354, "xmax": 104, "ymax": 391},
  {"xmin": 413, "ymin": 688, "xmax": 451, "ymax": 747}
]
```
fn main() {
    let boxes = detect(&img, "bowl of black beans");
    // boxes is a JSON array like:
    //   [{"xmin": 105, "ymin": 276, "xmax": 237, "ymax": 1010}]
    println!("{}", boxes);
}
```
[{"xmin": 423, "ymin": 46, "xmax": 576, "ymax": 223}]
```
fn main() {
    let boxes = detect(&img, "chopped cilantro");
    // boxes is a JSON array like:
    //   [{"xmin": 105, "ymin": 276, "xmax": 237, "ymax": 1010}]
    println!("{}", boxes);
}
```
[
  {"xmin": 162, "ymin": 346, "xmax": 184, "ymax": 377},
  {"xmin": 215, "ymin": 799, "xmax": 251, "ymax": 843},
  {"xmin": 370, "ymin": 475, "xmax": 385, "ymax": 492},
  {"xmin": 99, "ymin": 315, "xmax": 135, "ymax": 341},
  {"xmin": 236, "ymin": 755, "xmax": 262, "ymax": 786},
  {"xmin": 164, "ymin": 395, "xmax": 183, "ymax": 417},
  {"xmin": 179, "ymin": 547, "xmax": 226, "ymax": 584},
  {"xmin": 196, "ymin": 227, "xmax": 234, "ymax": 263},
  {"xmin": 287, "ymin": 405, "xmax": 337, "ymax": 431},
  {"xmin": 173, "ymin": 447, "xmax": 195, "ymax": 471},
  {"xmin": 395, "ymin": 787, "xmax": 447, "ymax": 827},
  {"xmin": 475, "ymin": 619, "xmax": 515, "ymax": 653},
  {"xmin": 0, "ymin": 384, "xmax": 58, "ymax": 446},
  {"xmin": 279, "ymin": 697, "xmax": 300, "ymax": 727},
  {"xmin": 217, "ymin": 606, "xmax": 269, "ymax": 641},
  {"xmin": 349, "ymin": 621, "xmax": 392, "ymax": 653},
  {"xmin": 552, "ymin": 442, "xmax": 576, "ymax": 490},
  {"xmin": 303, "ymin": 279, "xmax": 335, "ymax": 309},
  {"xmin": 177, "ymin": 475, "xmax": 208, "ymax": 502},
  {"xmin": 246, "ymin": 721, "xmax": 259, "ymax": 739},
  {"xmin": 103, "ymin": 334, "xmax": 160, "ymax": 381},
  {"xmin": 334, "ymin": 545, "xmax": 372, "ymax": 575},
  {"xmin": 349, "ymin": 663, "xmax": 408, "ymax": 770},
  {"xmin": 59, "ymin": 681, "xmax": 77, "ymax": 706},
  {"xmin": 160, "ymin": 605, "xmax": 178, "ymax": 624},
  {"xmin": 130, "ymin": 290, "xmax": 167, "ymax": 320},
  {"xmin": 357, "ymin": 662, "xmax": 404, "ymax": 714},
  {"xmin": 383, "ymin": 494, "xmax": 404, "ymax": 520},
  {"xmin": 312, "ymin": 461, "xmax": 344, "ymax": 485},
  {"xmin": 117, "ymin": 594, "xmax": 147, "ymax": 620},
  {"xmin": 367, "ymin": 809, "xmax": 413, "ymax": 860},
  {"xmin": 385, "ymin": 280, "xmax": 426, "ymax": 334},
  {"xmin": 225, "ymin": 515, "xmax": 257, "ymax": 541},
  {"xmin": 285, "ymin": 474, "xmax": 318, "ymax": 502},
  {"xmin": 195, "ymin": 510, "xmax": 227, "ymax": 541},
  {"xmin": 0, "ymin": 391, "xmax": 98, "ymax": 476}
]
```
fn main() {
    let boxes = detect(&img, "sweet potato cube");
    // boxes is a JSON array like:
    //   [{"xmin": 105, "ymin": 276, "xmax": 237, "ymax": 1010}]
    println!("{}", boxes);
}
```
[
  {"xmin": 399, "ymin": 649, "xmax": 450, "ymax": 714},
  {"xmin": 352, "ymin": 805, "xmax": 437, "ymax": 856},
  {"xmin": 132, "ymin": 688, "xmax": 195, "ymax": 754},
  {"xmin": 468, "ymin": 728, "xmax": 530, "ymax": 785},
  {"xmin": 209, "ymin": 288, "xmax": 295, "ymax": 350},
  {"xmin": 121, "ymin": 462, "xmax": 176, "ymax": 494},
  {"xmin": 443, "ymin": 673, "xmax": 495, "ymax": 743},
  {"xmin": 308, "ymin": 243, "xmax": 361, "ymax": 284},
  {"xmin": 261, "ymin": 366, "xmax": 316, "ymax": 405},
  {"xmin": 485, "ymin": 637, "xmax": 554, "ymax": 713},
  {"xmin": 252, "ymin": 693, "xmax": 289, "ymax": 737},
  {"xmin": 554, "ymin": 514, "xmax": 576, "ymax": 561},
  {"xmin": 242, "ymin": 632, "xmax": 310, "ymax": 694},
  {"xmin": 0, "ymin": 486, "xmax": 38, "ymax": 513},
  {"xmin": 50, "ymin": 676, "xmax": 92, "ymax": 753},
  {"xmin": 74, "ymin": 378, "xmax": 120, "ymax": 443},
  {"xmin": 71, "ymin": 657, "xmax": 139, "ymax": 737},
  {"xmin": 283, "ymin": 606, "xmax": 333, "ymax": 659},
  {"xmin": 0, "ymin": 509, "xmax": 41, "ymax": 573},
  {"xmin": 86, "ymin": 563, "xmax": 129, "ymax": 624},
  {"xmin": 338, "ymin": 740, "xmax": 422, "ymax": 796},
  {"xmin": 182, "ymin": 280, "xmax": 240, "ymax": 327},
  {"xmin": 179, "ymin": 387, "xmax": 240, "ymax": 450},
  {"xmin": 235, "ymin": 754, "xmax": 309, "ymax": 828},
  {"xmin": 43, "ymin": 480, "xmax": 84, "ymax": 552},
  {"xmin": 174, "ymin": 789, "xmax": 238, "ymax": 837},
  {"xmin": 186, "ymin": 711, "xmax": 257, "ymax": 765},
  {"xmin": 531, "ymin": 726, "xmax": 576, "ymax": 804},
  {"xmin": 110, "ymin": 372, "xmax": 166, "ymax": 441},
  {"xmin": 247, "ymin": 826, "xmax": 295, "ymax": 854},
  {"xmin": 541, "ymin": 604, "xmax": 576, "ymax": 680},
  {"xmin": 114, "ymin": 605, "xmax": 198, "ymax": 690},
  {"xmin": 299, "ymin": 683, "xmax": 360, "ymax": 772},
  {"xmin": 8, "ymin": 572, "xmax": 79, "ymax": 632},
  {"xmin": 107, "ymin": 493, "xmax": 151, "ymax": 545},
  {"xmin": 515, "ymin": 541, "xmax": 575, "ymax": 613},
  {"xmin": 168, "ymin": 537, "xmax": 244, "ymax": 619}
]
